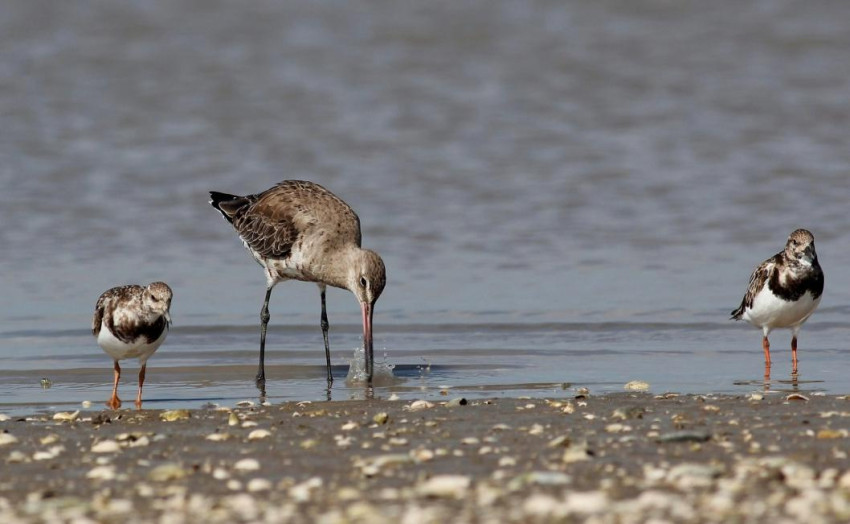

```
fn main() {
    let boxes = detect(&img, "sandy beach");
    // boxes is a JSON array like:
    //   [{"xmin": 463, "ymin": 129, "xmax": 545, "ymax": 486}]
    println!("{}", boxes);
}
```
[{"xmin": 3, "ymin": 392, "xmax": 850, "ymax": 523}]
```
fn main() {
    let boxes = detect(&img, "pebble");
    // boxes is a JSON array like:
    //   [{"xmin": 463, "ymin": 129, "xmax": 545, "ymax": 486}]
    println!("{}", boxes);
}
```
[
  {"xmin": 373, "ymin": 412, "xmax": 389, "ymax": 425},
  {"xmin": 290, "ymin": 477, "xmax": 323, "ymax": 502},
  {"xmin": 160, "ymin": 410, "xmax": 191, "ymax": 421},
  {"xmin": 446, "ymin": 397, "xmax": 468, "ymax": 407},
  {"xmin": 247, "ymin": 478, "xmax": 272, "ymax": 492},
  {"xmin": 86, "ymin": 465, "xmax": 117, "ymax": 480},
  {"xmin": 624, "ymin": 380, "xmax": 650, "ymax": 391},
  {"xmin": 0, "ymin": 433, "xmax": 19, "ymax": 446},
  {"xmin": 206, "ymin": 433, "xmax": 232, "ymax": 441},
  {"xmin": 407, "ymin": 400, "xmax": 434, "ymax": 411},
  {"xmin": 53, "ymin": 410, "xmax": 80, "ymax": 422},
  {"xmin": 416, "ymin": 475, "xmax": 471, "ymax": 499},
  {"xmin": 234, "ymin": 458, "xmax": 261, "ymax": 472},
  {"xmin": 148, "ymin": 463, "xmax": 186, "ymax": 481},
  {"xmin": 91, "ymin": 440, "xmax": 121, "ymax": 453},
  {"xmin": 526, "ymin": 471, "xmax": 572, "ymax": 486},
  {"xmin": 247, "ymin": 429, "xmax": 272, "ymax": 440},
  {"xmin": 0, "ymin": 414, "xmax": 10, "ymax": 422},
  {"xmin": 228, "ymin": 413, "xmax": 240, "ymax": 426}
]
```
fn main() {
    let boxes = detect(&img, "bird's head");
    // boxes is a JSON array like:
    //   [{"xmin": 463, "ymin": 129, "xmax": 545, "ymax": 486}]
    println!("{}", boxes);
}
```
[
  {"xmin": 785, "ymin": 229, "xmax": 817, "ymax": 267},
  {"xmin": 349, "ymin": 249, "xmax": 386, "ymax": 308},
  {"xmin": 145, "ymin": 281, "xmax": 173, "ymax": 323}
]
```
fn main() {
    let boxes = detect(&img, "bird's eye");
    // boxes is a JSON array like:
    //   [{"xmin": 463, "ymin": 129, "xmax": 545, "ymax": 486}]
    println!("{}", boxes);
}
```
[
  {"xmin": 359, "ymin": 277, "xmax": 368, "ymax": 288},
  {"xmin": 151, "ymin": 296, "xmax": 159, "ymax": 302}
]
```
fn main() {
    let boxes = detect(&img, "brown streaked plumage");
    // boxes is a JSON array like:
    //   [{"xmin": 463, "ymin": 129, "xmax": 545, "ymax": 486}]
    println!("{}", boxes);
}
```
[
  {"xmin": 92, "ymin": 282, "xmax": 173, "ymax": 409},
  {"xmin": 731, "ymin": 229, "xmax": 824, "ymax": 374},
  {"xmin": 209, "ymin": 180, "xmax": 386, "ymax": 390}
]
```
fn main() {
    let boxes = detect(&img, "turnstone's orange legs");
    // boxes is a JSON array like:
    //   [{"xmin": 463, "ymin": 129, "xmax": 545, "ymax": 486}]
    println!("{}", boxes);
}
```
[
  {"xmin": 107, "ymin": 361, "xmax": 122, "ymax": 409},
  {"xmin": 762, "ymin": 336, "xmax": 771, "ymax": 367},
  {"xmin": 791, "ymin": 336, "xmax": 799, "ymax": 375},
  {"xmin": 135, "ymin": 364, "xmax": 147, "ymax": 408}
]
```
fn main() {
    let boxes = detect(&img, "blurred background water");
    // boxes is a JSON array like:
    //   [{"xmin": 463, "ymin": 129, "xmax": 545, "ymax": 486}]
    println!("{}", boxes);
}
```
[{"xmin": 2, "ymin": 0, "xmax": 850, "ymax": 414}]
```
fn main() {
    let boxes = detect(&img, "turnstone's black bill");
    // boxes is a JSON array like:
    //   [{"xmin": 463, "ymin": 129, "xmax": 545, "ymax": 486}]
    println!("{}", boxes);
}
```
[
  {"xmin": 92, "ymin": 282, "xmax": 173, "ymax": 409},
  {"xmin": 210, "ymin": 180, "xmax": 386, "ymax": 393},
  {"xmin": 731, "ymin": 229, "xmax": 824, "ymax": 374}
]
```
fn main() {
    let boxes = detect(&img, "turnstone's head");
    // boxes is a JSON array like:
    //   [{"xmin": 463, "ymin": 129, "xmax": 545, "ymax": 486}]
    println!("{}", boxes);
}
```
[
  {"xmin": 785, "ymin": 229, "xmax": 817, "ymax": 267},
  {"xmin": 144, "ymin": 282, "xmax": 173, "ymax": 317}
]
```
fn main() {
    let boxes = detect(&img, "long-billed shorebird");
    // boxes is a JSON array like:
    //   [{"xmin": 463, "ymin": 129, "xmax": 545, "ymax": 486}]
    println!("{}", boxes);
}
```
[
  {"xmin": 92, "ymin": 282, "xmax": 173, "ymax": 409},
  {"xmin": 731, "ymin": 229, "xmax": 824, "ymax": 374},
  {"xmin": 209, "ymin": 180, "xmax": 386, "ymax": 388}
]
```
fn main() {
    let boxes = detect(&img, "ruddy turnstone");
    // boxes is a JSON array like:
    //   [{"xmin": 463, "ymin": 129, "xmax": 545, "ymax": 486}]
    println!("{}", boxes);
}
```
[
  {"xmin": 209, "ymin": 180, "xmax": 386, "ymax": 389},
  {"xmin": 730, "ymin": 229, "xmax": 824, "ymax": 373},
  {"xmin": 92, "ymin": 282, "xmax": 173, "ymax": 409}
]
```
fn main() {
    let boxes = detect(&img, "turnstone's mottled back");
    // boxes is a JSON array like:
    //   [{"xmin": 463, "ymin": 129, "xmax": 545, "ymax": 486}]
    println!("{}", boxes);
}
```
[
  {"xmin": 731, "ymin": 229, "xmax": 824, "ymax": 373},
  {"xmin": 209, "ymin": 181, "xmax": 386, "ymax": 392},
  {"xmin": 92, "ymin": 282, "xmax": 173, "ymax": 409}
]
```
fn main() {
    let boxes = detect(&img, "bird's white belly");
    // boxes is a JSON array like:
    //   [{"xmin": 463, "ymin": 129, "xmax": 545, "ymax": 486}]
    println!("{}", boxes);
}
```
[
  {"xmin": 97, "ymin": 321, "xmax": 168, "ymax": 364},
  {"xmin": 743, "ymin": 283, "xmax": 821, "ymax": 329}
]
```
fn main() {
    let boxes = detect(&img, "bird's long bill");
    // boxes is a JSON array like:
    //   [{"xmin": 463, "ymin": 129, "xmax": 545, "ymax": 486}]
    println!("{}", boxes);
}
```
[{"xmin": 361, "ymin": 302, "xmax": 374, "ymax": 381}]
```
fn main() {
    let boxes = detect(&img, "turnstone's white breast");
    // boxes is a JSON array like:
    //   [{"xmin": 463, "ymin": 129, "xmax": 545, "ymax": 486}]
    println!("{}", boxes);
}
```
[
  {"xmin": 92, "ymin": 282, "xmax": 173, "ymax": 409},
  {"xmin": 731, "ymin": 229, "xmax": 824, "ymax": 373}
]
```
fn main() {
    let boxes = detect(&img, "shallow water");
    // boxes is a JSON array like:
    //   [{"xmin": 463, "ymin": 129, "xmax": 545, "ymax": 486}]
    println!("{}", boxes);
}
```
[{"xmin": 3, "ymin": 0, "xmax": 850, "ymax": 415}]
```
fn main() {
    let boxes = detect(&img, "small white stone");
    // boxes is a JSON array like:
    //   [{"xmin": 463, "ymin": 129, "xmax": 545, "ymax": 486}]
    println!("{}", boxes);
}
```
[
  {"xmin": 227, "ymin": 479, "xmax": 242, "ymax": 491},
  {"xmin": 247, "ymin": 429, "xmax": 272, "ymax": 440},
  {"xmin": 234, "ymin": 458, "xmax": 261, "ymax": 471},
  {"xmin": 624, "ymin": 380, "xmax": 650, "ymax": 391},
  {"xmin": 247, "ymin": 478, "xmax": 272, "ymax": 492},
  {"xmin": 81, "ymin": 400, "xmax": 93, "ymax": 408},
  {"xmin": 241, "ymin": 421, "xmax": 258, "ymax": 428},
  {"xmin": 417, "ymin": 475, "xmax": 471, "ymax": 499},
  {"xmin": 341, "ymin": 421, "xmax": 359, "ymax": 431},
  {"xmin": 411, "ymin": 448, "xmax": 434, "ymax": 462},
  {"xmin": 0, "ymin": 433, "xmax": 19, "ymax": 446},
  {"xmin": 529, "ymin": 424, "xmax": 545, "ymax": 435},
  {"xmin": 0, "ymin": 414, "xmax": 10, "ymax": 422},
  {"xmin": 213, "ymin": 468, "xmax": 230, "ymax": 480},
  {"xmin": 407, "ymin": 400, "xmax": 434, "ymax": 411},
  {"xmin": 498, "ymin": 456, "xmax": 517, "ymax": 467},
  {"xmin": 91, "ymin": 440, "xmax": 121, "ymax": 453},
  {"xmin": 206, "ymin": 433, "xmax": 231, "ymax": 441},
  {"xmin": 87, "ymin": 465, "xmax": 117, "ymax": 480},
  {"xmin": 290, "ymin": 477, "xmax": 323, "ymax": 502},
  {"xmin": 53, "ymin": 410, "xmax": 80, "ymax": 422}
]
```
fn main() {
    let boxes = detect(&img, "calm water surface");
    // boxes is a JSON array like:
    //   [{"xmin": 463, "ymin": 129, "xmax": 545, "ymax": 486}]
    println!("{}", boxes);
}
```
[{"xmin": 3, "ymin": 0, "xmax": 850, "ymax": 415}]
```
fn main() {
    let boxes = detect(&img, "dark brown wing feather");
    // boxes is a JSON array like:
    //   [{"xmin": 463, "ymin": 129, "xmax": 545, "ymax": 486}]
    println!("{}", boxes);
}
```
[
  {"xmin": 92, "ymin": 298, "xmax": 105, "ymax": 336},
  {"xmin": 226, "ymin": 181, "xmax": 361, "ymax": 260},
  {"xmin": 730, "ymin": 254, "xmax": 777, "ymax": 320},
  {"xmin": 92, "ymin": 285, "xmax": 137, "ymax": 336}
]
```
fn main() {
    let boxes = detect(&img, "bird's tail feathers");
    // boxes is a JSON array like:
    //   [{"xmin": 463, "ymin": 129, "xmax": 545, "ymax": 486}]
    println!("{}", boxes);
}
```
[{"xmin": 209, "ymin": 191, "xmax": 247, "ymax": 223}]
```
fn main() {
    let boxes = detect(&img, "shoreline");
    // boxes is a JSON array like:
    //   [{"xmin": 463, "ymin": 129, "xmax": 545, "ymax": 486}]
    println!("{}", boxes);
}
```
[{"xmin": 2, "ymin": 393, "xmax": 850, "ymax": 522}]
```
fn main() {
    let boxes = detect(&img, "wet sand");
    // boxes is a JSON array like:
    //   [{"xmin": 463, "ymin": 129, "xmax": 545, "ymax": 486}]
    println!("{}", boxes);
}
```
[{"xmin": 2, "ymin": 392, "xmax": 850, "ymax": 522}]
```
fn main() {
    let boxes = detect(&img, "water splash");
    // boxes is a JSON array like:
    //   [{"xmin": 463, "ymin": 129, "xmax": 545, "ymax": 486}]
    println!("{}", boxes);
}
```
[{"xmin": 345, "ymin": 347, "xmax": 397, "ymax": 386}]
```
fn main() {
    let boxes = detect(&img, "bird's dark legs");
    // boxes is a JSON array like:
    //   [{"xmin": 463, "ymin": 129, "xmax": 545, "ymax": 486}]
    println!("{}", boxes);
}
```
[
  {"xmin": 107, "ymin": 360, "xmax": 122, "ymax": 409},
  {"xmin": 791, "ymin": 335, "xmax": 799, "ymax": 375},
  {"xmin": 320, "ymin": 287, "xmax": 333, "ymax": 386},
  {"xmin": 257, "ymin": 286, "xmax": 273, "ymax": 393},
  {"xmin": 135, "ymin": 364, "xmax": 146, "ymax": 409}
]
